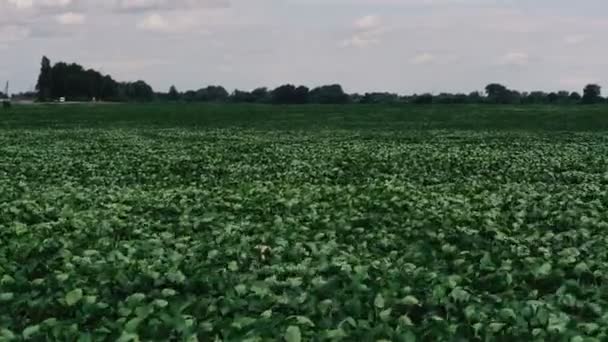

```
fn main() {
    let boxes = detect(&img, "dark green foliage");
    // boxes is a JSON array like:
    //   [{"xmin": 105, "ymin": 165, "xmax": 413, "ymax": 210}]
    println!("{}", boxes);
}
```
[
  {"xmin": 168, "ymin": 85, "xmax": 180, "ymax": 101},
  {"xmin": 412, "ymin": 93, "xmax": 433, "ymax": 104},
  {"xmin": 196, "ymin": 86, "xmax": 229, "ymax": 102},
  {"xmin": 2, "ymin": 105, "xmax": 608, "ymax": 340},
  {"xmin": 308, "ymin": 84, "xmax": 349, "ymax": 104},
  {"xmin": 230, "ymin": 89, "xmax": 256, "ymax": 103},
  {"xmin": 434, "ymin": 93, "xmax": 469, "ymax": 104},
  {"xmin": 582, "ymin": 84, "xmax": 602, "ymax": 104},
  {"xmin": 485, "ymin": 83, "xmax": 521, "ymax": 104},
  {"xmin": 34, "ymin": 57, "xmax": 154, "ymax": 102},
  {"xmin": 5, "ymin": 103, "xmax": 608, "ymax": 131},
  {"xmin": 118, "ymin": 81, "xmax": 155, "ymax": 102},
  {"xmin": 569, "ymin": 92, "xmax": 582, "ymax": 103},
  {"xmin": 35, "ymin": 56, "xmax": 52, "ymax": 101},
  {"xmin": 359, "ymin": 92, "xmax": 400, "ymax": 104},
  {"xmin": 271, "ymin": 84, "xmax": 309, "ymax": 104},
  {"xmin": 251, "ymin": 87, "xmax": 270, "ymax": 103}
]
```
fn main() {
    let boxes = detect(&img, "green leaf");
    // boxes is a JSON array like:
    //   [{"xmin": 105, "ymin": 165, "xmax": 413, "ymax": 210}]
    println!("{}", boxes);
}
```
[
  {"xmin": 1, "ymin": 329, "xmax": 16, "ymax": 340},
  {"xmin": 0, "ymin": 293, "xmax": 14, "ymax": 302},
  {"xmin": 374, "ymin": 293, "xmax": 385, "ymax": 309},
  {"xmin": 499, "ymin": 308, "xmax": 516, "ymax": 321},
  {"xmin": 399, "ymin": 315, "xmax": 414, "ymax": 326},
  {"xmin": 449, "ymin": 287, "xmax": 470, "ymax": 303},
  {"xmin": 116, "ymin": 332, "xmax": 139, "ymax": 342},
  {"xmin": 284, "ymin": 326, "xmax": 301, "ymax": 342},
  {"xmin": 125, "ymin": 317, "xmax": 143, "ymax": 333},
  {"xmin": 65, "ymin": 289, "xmax": 84, "ymax": 306},
  {"xmin": 154, "ymin": 299, "xmax": 169, "ymax": 308},
  {"xmin": 325, "ymin": 329, "xmax": 347, "ymax": 339},
  {"xmin": 231, "ymin": 317, "xmax": 256, "ymax": 329},
  {"xmin": 534, "ymin": 262, "xmax": 552, "ymax": 278},
  {"xmin": 403, "ymin": 330, "xmax": 417, "ymax": 342},
  {"xmin": 234, "ymin": 284, "xmax": 247, "ymax": 295},
  {"xmin": 379, "ymin": 309, "xmax": 392, "ymax": 322},
  {"xmin": 401, "ymin": 295, "xmax": 420, "ymax": 306},
  {"xmin": 489, "ymin": 322, "xmax": 505, "ymax": 333},
  {"xmin": 292, "ymin": 316, "xmax": 315, "ymax": 327},
  {"xmin": 227, "ymin": 261, "xmax": 239, "ymax": 271},
  {"xmin": 161, "ymin": 288, "xmax": 177, "ymax": 297},
  {"xmin": 574, "ymin": 262, "xmax": 589, "ymax": 275},
  {"xmin": 22, "ymin": 325, "xmax": 40, "ymax": 339}
]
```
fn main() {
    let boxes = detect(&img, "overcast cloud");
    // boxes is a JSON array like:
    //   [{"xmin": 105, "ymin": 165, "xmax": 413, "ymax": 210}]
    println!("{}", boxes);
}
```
[{"xmin": 1, "ymin": 0, "xmax": 607, "ymax": 94}]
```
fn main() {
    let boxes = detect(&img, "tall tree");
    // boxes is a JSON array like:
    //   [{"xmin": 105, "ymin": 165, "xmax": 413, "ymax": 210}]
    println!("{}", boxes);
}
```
[
  {"xmin": 168, "ymin": 85, "xmax": 180, "ymax": 101},
  {"xmin": 582, "ymin": 84, "xmax": 602, "ymax": 104},
  {"xmin": 36, "ymin": 56, "xmax": 52, "ymax": 101}
]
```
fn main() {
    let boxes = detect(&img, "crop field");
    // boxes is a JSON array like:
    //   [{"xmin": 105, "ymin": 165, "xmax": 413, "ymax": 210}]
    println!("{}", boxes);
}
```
[{"xmin": 2, "ymin": 104, "xmax": 608, "ymax": 341}]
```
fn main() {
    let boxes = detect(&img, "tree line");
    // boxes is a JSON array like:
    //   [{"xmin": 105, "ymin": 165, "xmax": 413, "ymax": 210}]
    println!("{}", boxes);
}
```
[{"xmin": 33, "ymin": 56, "xmax": 605, "ymax": 105}]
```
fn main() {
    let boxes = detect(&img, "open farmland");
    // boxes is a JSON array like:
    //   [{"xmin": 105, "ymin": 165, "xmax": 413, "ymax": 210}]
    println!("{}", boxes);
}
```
[{"xmin": 2, "ymin": 104, "xmax": 608, "ymax": 341}]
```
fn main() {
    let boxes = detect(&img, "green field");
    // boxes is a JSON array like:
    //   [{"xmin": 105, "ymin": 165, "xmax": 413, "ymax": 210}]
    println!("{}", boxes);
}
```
[{"xmin": 2, "ymin": 104, "xmax": 608, "ymax": 341}]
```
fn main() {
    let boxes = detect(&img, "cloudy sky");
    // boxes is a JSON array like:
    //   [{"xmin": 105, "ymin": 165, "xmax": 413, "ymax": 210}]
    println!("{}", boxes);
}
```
[{"xmin": 0, "ymin": 0, "xmax": 607, "ymax": 94}]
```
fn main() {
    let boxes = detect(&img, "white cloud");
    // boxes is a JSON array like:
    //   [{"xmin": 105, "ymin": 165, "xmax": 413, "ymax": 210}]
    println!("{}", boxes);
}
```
[
  {"xmin": 563, "ymin": 34, "xmax": 588, "ymax": 45},
  {"xmin": 355, "ymin": 15, "xmax": 380, "ymax": 30},
  {"xmin": 56, "ymin": 11, "xmax": 84, "ymax": 24},
  {"xmin": 112, "ymin": 0, "xmax": 230, "ymax": 12},
  {"xmin": 411, "ymin": 52, "xmax": 435, "ymax": 65},
  {"xmin": 5, "ymin": 0, "xmax": 72, "ymax": 9},
  {"xmin": 498, "ymin": 51, "xmax": 529, "ymax": 67},
  {"xmin": 137, "ymin": 13, "xmax": 170, "ymax": 31},
  {"xmin": 342, "ymin": 14, "xmax": 385, "ymax": 48},
  {"xmin": 0, "ymin": 25, "xmax": 30, "ymax": 42},
  {"xmin": 341, "ymin": 35, "xmax": 378, "ymax": 48}
]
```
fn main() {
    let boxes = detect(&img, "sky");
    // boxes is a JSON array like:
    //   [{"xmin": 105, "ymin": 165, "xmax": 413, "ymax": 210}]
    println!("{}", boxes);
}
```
[{"xmin": 0, "ymin": 0, "xmax": 607, "ymax": 95}]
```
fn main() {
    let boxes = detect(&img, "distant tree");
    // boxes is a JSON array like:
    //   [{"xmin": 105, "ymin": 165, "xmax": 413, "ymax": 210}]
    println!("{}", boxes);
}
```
[
  {"xmin": 435, "ymin": 93, "xmax": 468, "ymax": 104},
  {"xmin": 485, "ymin": 83, "xmax": 508, "ymax": 98},
  {"xmin": 182, "ymin": 90, "xmax": 197, "ymax": 102},
  {"xmin": 360, "ymin": 92, "xmax": 400, "ymax": 104},
  {"xmin": 168, "ymin": 85, "xmax": 180, "ymax": 101},
  {"xmin": 485, "ymin": 83, "xmax": 520, "ymax": 104},
  {"xmin": 271, "ymin": 84, "xmax": 299, "ymax": 104},
  {"xmin": 36, "ymin": 56, "xmax": 52, "ymax": 101},
  {"xmin": 309, "ymin": 84, "xmax": 349, "ymax": 104},
  {"xmin": 547, "ymin": 92, "xmax": 559, "ymax": 103},
  {"xmin": 582, "ymin": 84, "xmax": 602, "ymax": 104},
  {"xmin": 569, "ymin": 92, "xmax": 582, "ymax": 103},
  {"xmin": 251, "ymin": 87, "xmax": 269, "ymax": 103},
  {"xmin": 467, "ymin": 91, "xmax": 484, "ymax": 103},
  {"xmin": 196, "ymin": 86, "xmax": 229, "ymax": 102},
  {"xmin": 230, "ymin": 90, "xmax": 252, "ymax": 103},
  {"xmin": 0, "ymin": 91, "xmax": 6, "ymax": 99},
  {"xmin": 412, "ymin": 93, "xmax": 434, "ymax": 104},
  {"xmin": 523, "ymin": 91, "xmax": 547, "ymax": 104},
  {"xmin": 120, "ymin": 81, "xmax": 154, "ymax": 102},
  {"xmin": 294, "ymin": 86, "xmax": 309, "ymax": 104}
]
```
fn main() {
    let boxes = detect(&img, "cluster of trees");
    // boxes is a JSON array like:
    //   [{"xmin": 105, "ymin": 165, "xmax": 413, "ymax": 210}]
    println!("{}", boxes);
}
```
[
  {"xmin": 35, "ymin": 56, "xmax": 606, "ymax": 105},
  {"xmin": 36, "ymin": 56, "xmax": 154, "ymax": 102},
  {"xmin": 482, "ymin": 83, "xmax": 603, "ymax": 105},
  {"xmin": 159, "ymin": 83, "xmax": 604, "ymax": 105},
  {"xmin": 162, "ymin": 84, "xmax": 350, "ymax": 104}
]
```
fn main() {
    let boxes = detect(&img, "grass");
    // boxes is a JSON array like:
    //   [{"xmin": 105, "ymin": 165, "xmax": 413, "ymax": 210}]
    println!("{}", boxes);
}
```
[{"xmin": 2, "ymin": 103, "xmax": 608, "ymax": 130}]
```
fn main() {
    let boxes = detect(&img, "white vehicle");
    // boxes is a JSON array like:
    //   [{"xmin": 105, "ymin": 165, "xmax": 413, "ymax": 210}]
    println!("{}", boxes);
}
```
[{"xmin": 59, "ymin": 97, "xmax": 66, "ymax": 103}]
